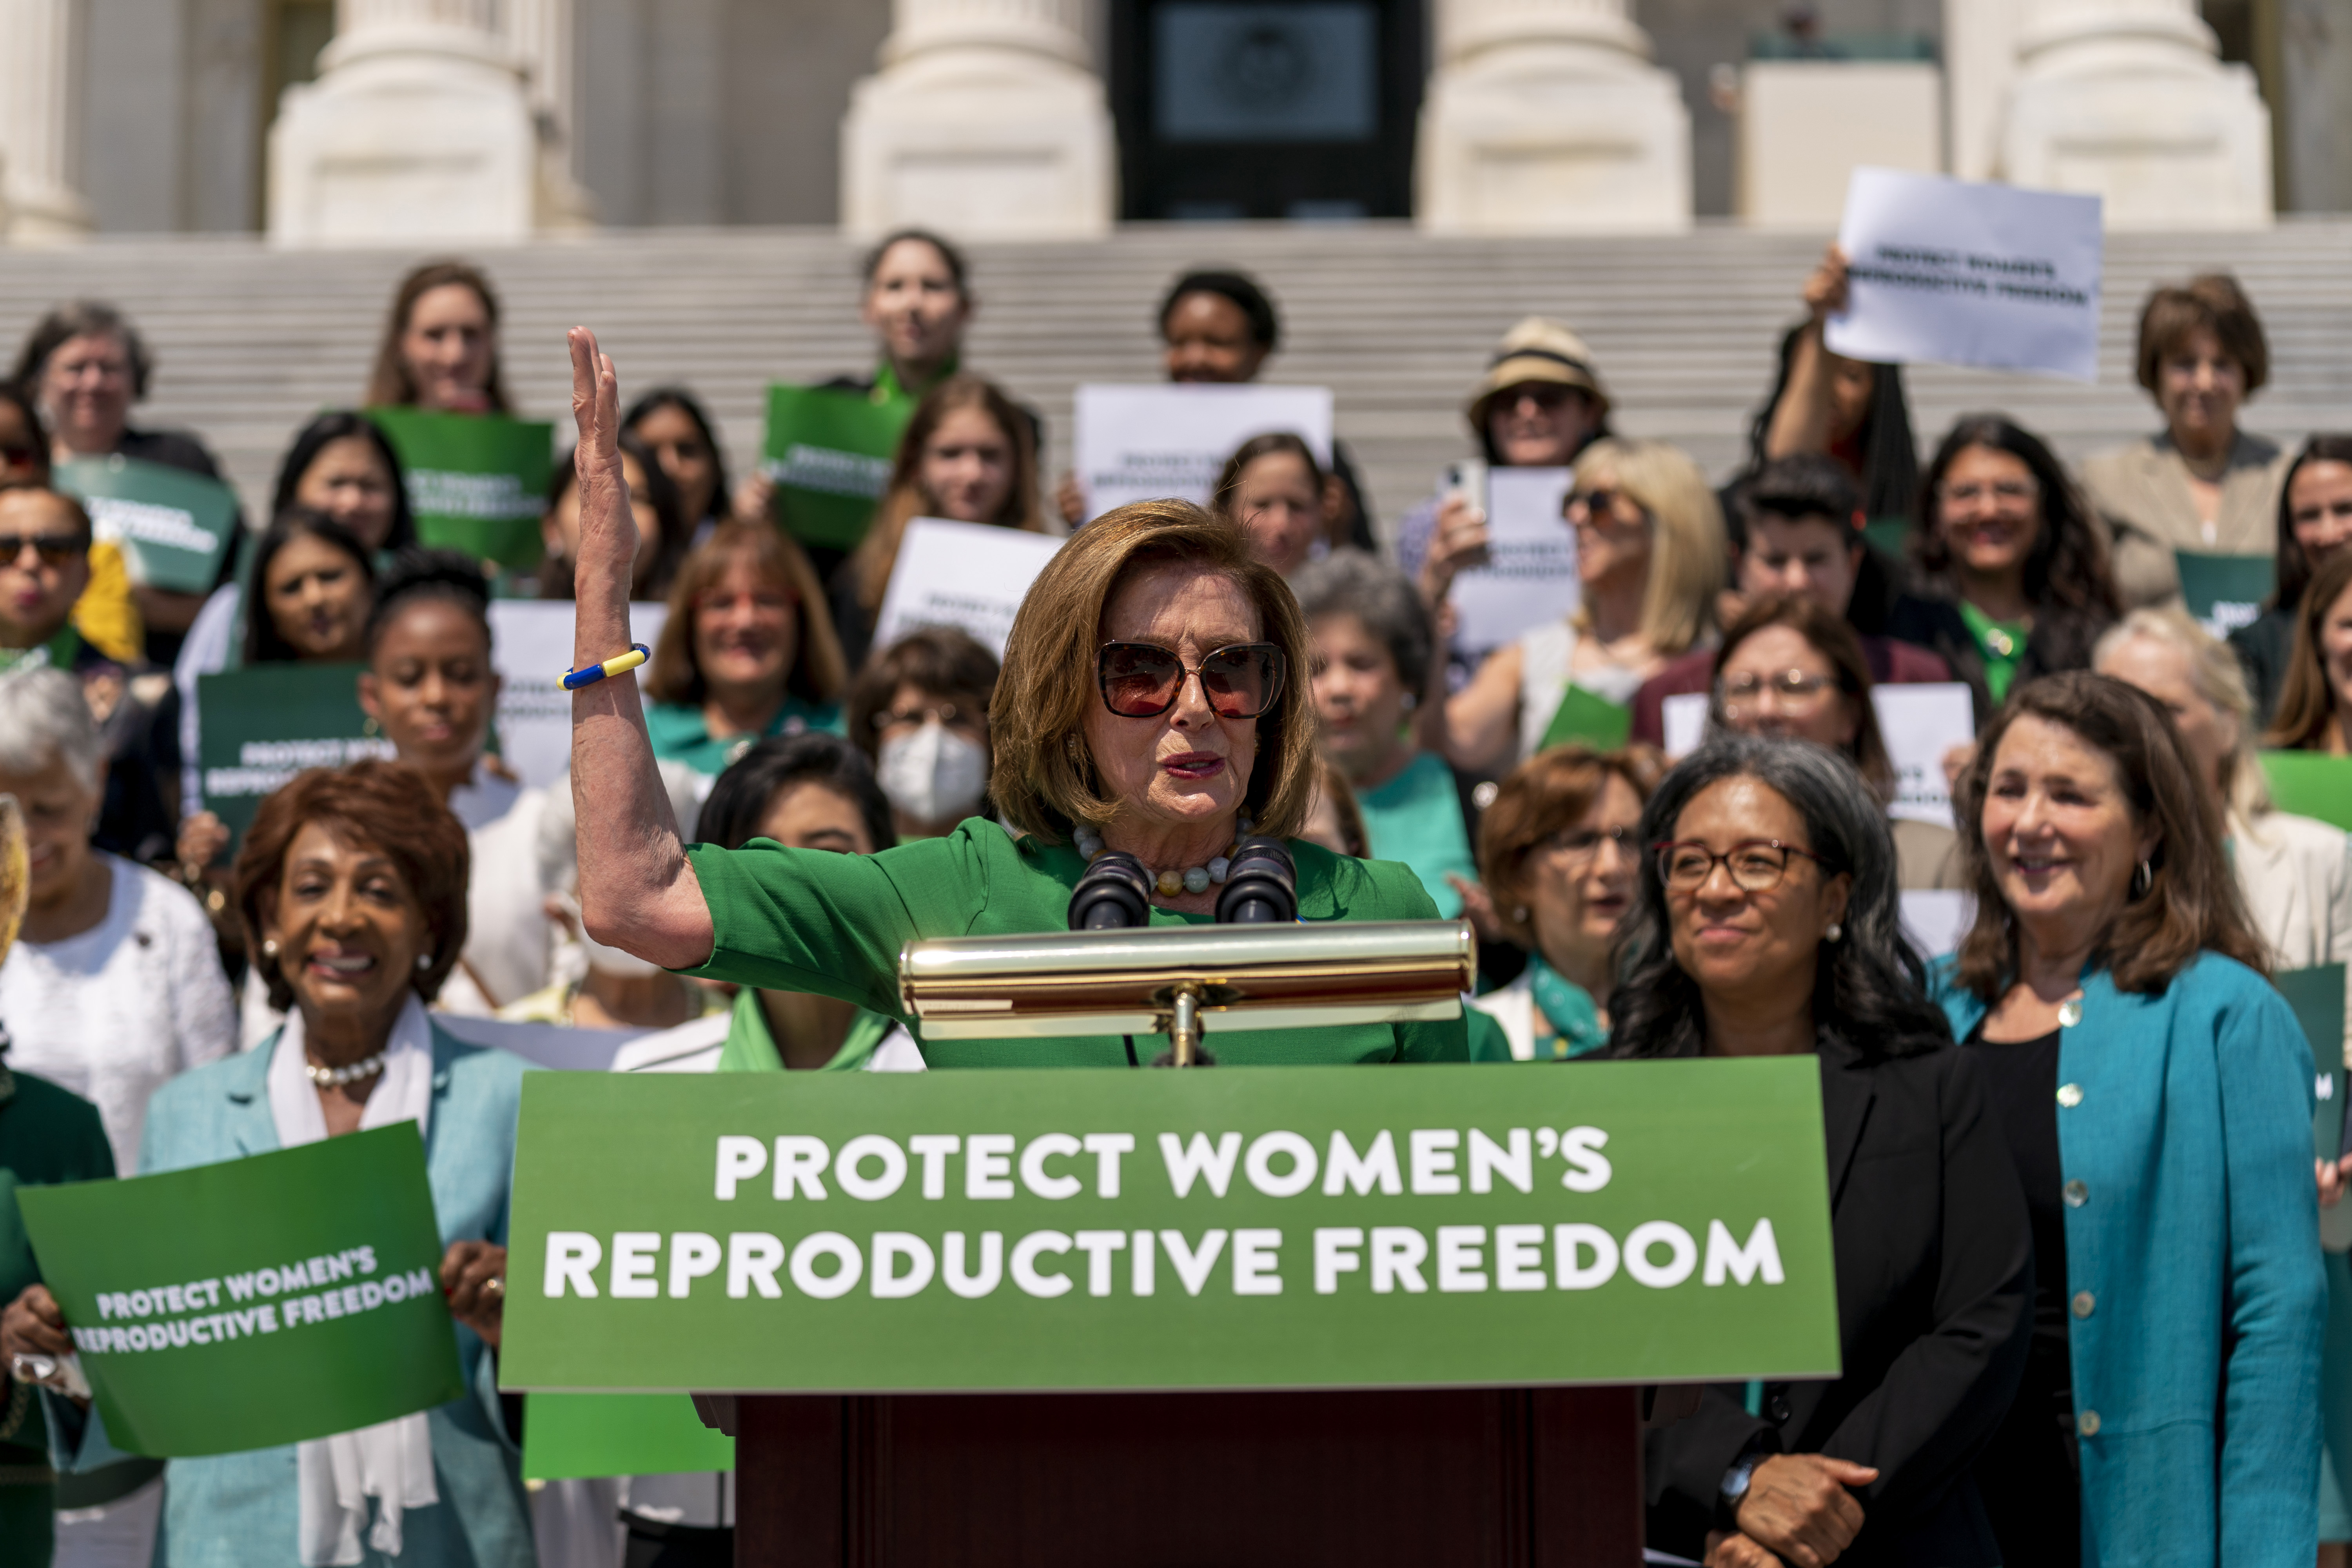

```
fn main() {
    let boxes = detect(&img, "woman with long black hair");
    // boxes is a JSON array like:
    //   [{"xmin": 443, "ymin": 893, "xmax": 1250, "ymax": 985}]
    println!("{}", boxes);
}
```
[{"xmin": 1610, "ymin": 734, "xmax": 2031, "ymax": 1568}]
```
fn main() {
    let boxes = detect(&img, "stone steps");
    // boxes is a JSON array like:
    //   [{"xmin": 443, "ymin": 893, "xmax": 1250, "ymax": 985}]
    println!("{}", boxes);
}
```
[{"xmin": 3, "ymin": 220, "xmax": 2348, "ymax": 541}]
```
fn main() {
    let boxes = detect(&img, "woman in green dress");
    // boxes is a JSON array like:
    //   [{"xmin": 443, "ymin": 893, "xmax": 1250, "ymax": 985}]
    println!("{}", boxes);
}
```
[{"xmin": 563, "ymin": 327, "xmax": 1465, "ymax": 1067}]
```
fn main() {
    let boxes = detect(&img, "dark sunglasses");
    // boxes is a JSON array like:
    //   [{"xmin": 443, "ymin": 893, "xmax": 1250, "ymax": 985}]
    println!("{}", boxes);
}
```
[
  {"xmin": 0, "ymin": 533, "xmax": 87, "ymax": 567},
  {"xmin": 1097, "ymin": 641, "xmax": 1286, "ymax": 720}
]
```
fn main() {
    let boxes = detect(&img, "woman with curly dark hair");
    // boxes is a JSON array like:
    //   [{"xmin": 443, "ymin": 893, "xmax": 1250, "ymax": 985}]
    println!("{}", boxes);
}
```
[
  {"xmin": 1609, "ymin": 733, "xmax": 2031, "ymax": 1568},
  {"xmin": 1886, "ymin": 416, "xmax": 2120, "ymax": 724}
]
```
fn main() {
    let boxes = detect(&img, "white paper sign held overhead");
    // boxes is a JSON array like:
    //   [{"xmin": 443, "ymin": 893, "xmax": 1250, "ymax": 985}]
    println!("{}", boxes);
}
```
[
  {"xmin": 1828, "ymin": 167, "xmax": 2103, "ymax": 383},
  {"xmin": 1074, "ymin": 384, "xmax": 1334, "ymax": 521},
  {"xmin": 1446, "ymin": 467, "xmax": 1579, "ymax": 661}
]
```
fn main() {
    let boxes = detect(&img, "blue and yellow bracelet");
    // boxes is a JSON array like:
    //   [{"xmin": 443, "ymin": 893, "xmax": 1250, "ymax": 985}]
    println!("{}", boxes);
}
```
[{"xmin": 561, "ymin": 642, "xmax": 651, "ymax": 690}]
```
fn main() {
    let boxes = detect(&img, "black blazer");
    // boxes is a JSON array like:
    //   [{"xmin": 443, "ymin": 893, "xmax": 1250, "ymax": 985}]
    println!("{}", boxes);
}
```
[
  {"xmin": 1646, "ymin": 1034, "xmax": 2033, "ymax": 1568},
  {"xmin": 1884, "ymin": 591, "xmax": 2111, "ymax": 725}
]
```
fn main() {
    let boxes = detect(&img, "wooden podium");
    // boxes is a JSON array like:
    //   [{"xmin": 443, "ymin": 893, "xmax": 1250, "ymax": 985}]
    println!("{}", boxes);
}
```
[{"xmin": 724, "ymin": 1385, "xmax": 1641, "ymax": 1564}]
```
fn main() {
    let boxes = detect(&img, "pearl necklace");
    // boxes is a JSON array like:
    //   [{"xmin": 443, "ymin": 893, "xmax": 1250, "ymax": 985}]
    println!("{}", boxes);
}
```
[
  {"xmin": 1073, "ymin": 816, "xmax": 1250, "ymax": 898},
  {"xmin": 306, "ymin": 1050, "xmax": 389, "ymax": 1088}
]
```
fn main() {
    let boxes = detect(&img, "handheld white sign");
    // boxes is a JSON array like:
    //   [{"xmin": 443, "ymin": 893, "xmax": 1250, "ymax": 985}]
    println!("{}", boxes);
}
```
[
  {"xmin": 489, "ymin": 601, "xmax": 669, "ymax": 790},
  {"xmin": 1661, "ymin": 692, "xmax": 1710, "ymax": 760},
  {"xmin": 1898, "ymin": 890, "xmax": 1976, "ymax": 960},
  {"xmin": 1073, "ymin": 384, "xmax": 1334, "ymax": 521},
  {"xmin": 1828, "ymin": 168, "xmax": 2103, "ymax": 383},
  {"xmin": 1446, "ymin": 467, "xmax": 1579, "ymax": 661},
  {"xmin": 1872, "ymin": 682, "xmax": 1976, "ymax": 831},
  {"xmin": 873, "ymin": 517, "xmax": 1065, "ymax": 659}
]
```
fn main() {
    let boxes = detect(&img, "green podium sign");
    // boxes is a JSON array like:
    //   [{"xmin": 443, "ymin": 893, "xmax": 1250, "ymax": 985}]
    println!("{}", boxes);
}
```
[
  {"xmin": 499, "ymin": 1061, "xmax": 1841, "ymax": 1395},
  {"xmin": 369, "ymin": 407, "xmax": 554, "ymax": 568},
  {"xmin": 760, "ymin": 384, "xmax": 909, "ymax": 551},
  {"xmin": 19, "ymin": 1126, "xmax": 464, "ymax": 1457},
  {"xmin": 53, "ymin": 456, "xmax": 239, "ymax": 593}
]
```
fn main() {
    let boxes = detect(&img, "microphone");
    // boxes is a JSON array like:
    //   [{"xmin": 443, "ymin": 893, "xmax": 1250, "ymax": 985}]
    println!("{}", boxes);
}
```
[
  {"xmin": 1215, "ymin": 836, "xmax": 1297, "ymax": 925},
  {"xmin": 1068, "ymin": 849, "xmax": 1152, "ymax": 931}
]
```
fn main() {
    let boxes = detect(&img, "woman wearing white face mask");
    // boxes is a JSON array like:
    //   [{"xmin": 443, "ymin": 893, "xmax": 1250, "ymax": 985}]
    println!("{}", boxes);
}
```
[{"xmin": 847, "ymin": 627, "xmax": 1000, "ymax": 840}]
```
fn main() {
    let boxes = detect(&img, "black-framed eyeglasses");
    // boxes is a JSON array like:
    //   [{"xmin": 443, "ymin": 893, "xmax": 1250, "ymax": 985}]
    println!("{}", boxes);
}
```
[
  {"xmin": 1652, "ymin": 838, "xmax": 1835, "ymax": 894},
  {"xmin": 0, "ymin": 533, "xmax": 87, "ymax": 568},
  {"xmin": 1097, "ymin": 641, "xmax": 1286, "ymax": 720}
]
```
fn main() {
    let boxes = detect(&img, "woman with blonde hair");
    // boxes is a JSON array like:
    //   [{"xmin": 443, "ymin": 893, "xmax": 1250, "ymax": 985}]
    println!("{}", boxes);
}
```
[
  {"xmin": 562, "ymin": 322, "xmax": 1463, "ymax": 1065},
  {"xmin": 644, "ymin": 522, "xmax": 851, "ymax": 777},
  {"xmin": 835, "ymin": 372, "xmax": 1047, "ymax": 665},
  {"xmin": 1444, "ymin": 437, "xmax": 1725, "ymax": 770}
]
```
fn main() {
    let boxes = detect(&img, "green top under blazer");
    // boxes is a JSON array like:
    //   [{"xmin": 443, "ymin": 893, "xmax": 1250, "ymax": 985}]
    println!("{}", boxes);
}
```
[
  {"xmin": 683, "ymin": 817, "xmax": 1469, "ymax": 1066},
  {"xmin": 1929, "ymin": 950, "xmax": 2325, "ymax": 1568},
  {"xmin": 48, "ymin": 1024, "xmax": 534, "ymax": 1568}
]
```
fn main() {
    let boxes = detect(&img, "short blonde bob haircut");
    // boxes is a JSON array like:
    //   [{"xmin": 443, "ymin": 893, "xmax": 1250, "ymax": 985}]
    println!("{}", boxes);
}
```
[
  {"xmin": 1568, "ymin": 437, "xmax": 1726, "ymax": 658},
  {"xmin": 991, "ymin": 499, "xmax": 1316, "ymax": 843},
  {"xmin": 2094, "ymin": 606, "xmax": 2270, "ymax": 818}
]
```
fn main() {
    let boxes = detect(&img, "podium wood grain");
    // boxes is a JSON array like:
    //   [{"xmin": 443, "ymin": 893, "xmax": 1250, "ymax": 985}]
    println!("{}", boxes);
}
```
[{"xmin": 735, "ymin": 1387, "xmax": 1641, "ymax": 1565}]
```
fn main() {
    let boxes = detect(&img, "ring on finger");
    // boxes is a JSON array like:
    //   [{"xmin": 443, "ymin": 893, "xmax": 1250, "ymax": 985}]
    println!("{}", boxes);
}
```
[{"xmin": 481, "ymin": 1276, "xmax": 506, "ymax": 1300}]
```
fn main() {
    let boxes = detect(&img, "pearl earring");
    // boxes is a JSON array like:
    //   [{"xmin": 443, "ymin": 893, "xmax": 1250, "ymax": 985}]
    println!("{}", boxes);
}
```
[
  {"xmin": 416, "ymin": 953, "xmax": 432, "ymax": 971},
  {"xmin": 1512, "ymin": 906, "xmax": 1529, "ymax": 924},
  {"xmin": 261, "ymin": 938, "xmax": 279, "ymax": 959},
  {"xmin": 1824, "ymin": 922, "xmax": 1843, "ymax": 944}
]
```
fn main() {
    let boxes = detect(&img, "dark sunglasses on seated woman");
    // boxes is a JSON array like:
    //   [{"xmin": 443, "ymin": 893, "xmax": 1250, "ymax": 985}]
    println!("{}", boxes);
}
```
[{"xmin": 1097, "ymin": 641, "xmax": 1286, "ymax": 720}]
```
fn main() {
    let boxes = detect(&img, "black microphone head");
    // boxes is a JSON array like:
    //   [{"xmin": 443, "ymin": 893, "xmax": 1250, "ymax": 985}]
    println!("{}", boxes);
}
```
[
  {"xmin": 1215, "ymin": 835, "xmax": 1297, "ymax": 924},
  {"xmin": 1068, "ymin": 849, "xmax": 1153, "ymax": 931}
]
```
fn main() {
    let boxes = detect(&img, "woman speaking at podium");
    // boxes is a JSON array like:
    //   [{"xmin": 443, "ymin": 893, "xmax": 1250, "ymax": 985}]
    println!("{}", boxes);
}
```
[{"xmin": 560, "ymin": 328, "xmax": 1465, "ymax": 1067}]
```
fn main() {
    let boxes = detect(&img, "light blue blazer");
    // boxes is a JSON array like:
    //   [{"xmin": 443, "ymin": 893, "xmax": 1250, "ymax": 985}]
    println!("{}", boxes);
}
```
[
  {"xmin": 1931, "ymin": 950, "xmax": 2325, "ymax": 1568},
  {"xmin": 52, "ymin": 1024, "xmax": 534, "ymax": 1568}
]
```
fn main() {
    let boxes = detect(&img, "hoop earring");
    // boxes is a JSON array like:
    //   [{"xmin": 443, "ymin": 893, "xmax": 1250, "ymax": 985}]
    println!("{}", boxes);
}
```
[{"xmin": 2131, "ymin": 859, "xmax": 2153, "ymax": 898}]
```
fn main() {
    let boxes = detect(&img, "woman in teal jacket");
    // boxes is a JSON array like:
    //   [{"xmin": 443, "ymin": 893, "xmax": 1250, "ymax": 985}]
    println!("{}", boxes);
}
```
[
  {"xmin": 1931, "ymin": 671, "xmax": 2324, "ymax": 1568},
  {"xmin": 13, "ymin": 762, "xmax": 534, "ymax": 1567}
]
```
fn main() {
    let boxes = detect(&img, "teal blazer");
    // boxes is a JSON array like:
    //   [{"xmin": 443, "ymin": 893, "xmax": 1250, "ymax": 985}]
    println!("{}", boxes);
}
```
[
  {"xmin": 52, "ymin": 1024, "xmax": 534, "ymax": 1568},
  {"xmin": 1930, "ymin": 951, "xmax": 2325, "ymax": 1568}
]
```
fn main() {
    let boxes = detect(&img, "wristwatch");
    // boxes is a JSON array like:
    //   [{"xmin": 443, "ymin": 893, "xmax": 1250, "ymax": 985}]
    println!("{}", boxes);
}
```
[{"xmin": 1720, "ymin": 1452, "xmax": 1762, "ymax": 1517}]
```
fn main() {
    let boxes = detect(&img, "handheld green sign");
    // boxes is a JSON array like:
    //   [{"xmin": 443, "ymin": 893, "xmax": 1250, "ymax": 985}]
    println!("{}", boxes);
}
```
[
  {"xmin": 18, "ymin": 1126, "xmax": 465, "ymax": 1458},
  {"xmin": 1538, "ymin": 685, "xmax": 1634, "ymax": 753},
  {"xmin": 53, "ymin": 456, "xmax": 238, "ymax": 593},
  {"xmin": 2260, "ymin": 752, "xmax": 2352, "ymax": 834},
  {"xmin": 195, "ymin": 663, "xmax": 388, "ymax": 840},
  {"xmin": 2174, "ymin": 550, "xmax": 2274, "ymax": 639},
  {"xmin": 760, "ymin": 384, "xmax": 910, "ymax": 551},
  {"xmin": 368, "ymin": 407, "xmax": 554, "ymax": 568},
  {"xmin": 499, "ymin": 1061, "xmax": 1841, "ymax": 1396}
]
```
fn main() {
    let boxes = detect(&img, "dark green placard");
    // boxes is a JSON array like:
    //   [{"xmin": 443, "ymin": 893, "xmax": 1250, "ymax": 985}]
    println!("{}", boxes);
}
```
[
  {"xmin": 2260, "ymin": 752, "xmax": 2352, "ymax": 834},
  {"xmin": 760, "ymin": 384, "xmax": 909, "ymax": 551},
  {"xmin": 368, "ymin": 407, "xmax": 553, "ymax": 568},
  {"xmin": 195, "ymin": 663, "xmax": 388, "ymax": 840},
  {"xmin": 18, "ymin": 1126, "xmax": 465, "ymax": 1457},
  {"xmin": 52, "ymin": 456, "xmax": 239, "ymax": 593},
  {"xmin": 2175, "ymin": 550, "xmax": 2275, "ymax": 638},
  {"xmin": 2280, "ymin": 965, "xmax": 2350, "ymax": 1159},
  {"xmin": 522, "ymin": 1394, "xmax": 734, "ymax": 1480},
  {"xmin": 499, "ymin": 1061, "xmax": 1841, "ymax": 1395},
  {"xmin": 1538, "ymin": 684, "xmax": 1634, "ymax": 753}
]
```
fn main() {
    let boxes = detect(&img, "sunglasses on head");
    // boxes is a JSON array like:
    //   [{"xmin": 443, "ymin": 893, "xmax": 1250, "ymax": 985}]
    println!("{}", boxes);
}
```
[
  {"xmin": 1097, "ymin": 641, "xmax": 1286, "ymax": 720},
  {"xmin": 0, "ymin": 533, "xmax": 87, "ymax": 567}
]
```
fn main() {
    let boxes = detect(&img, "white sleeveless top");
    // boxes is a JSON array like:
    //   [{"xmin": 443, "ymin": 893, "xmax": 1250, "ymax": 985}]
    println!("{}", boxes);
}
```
[{"xmin": 1515, "ymin": 620, "xmax": 1648, "ymax": 762}]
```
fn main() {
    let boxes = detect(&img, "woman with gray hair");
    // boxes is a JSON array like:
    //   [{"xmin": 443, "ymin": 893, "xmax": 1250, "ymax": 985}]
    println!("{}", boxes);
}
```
[
  {"xmin": 1296, "ymin": 550, "xmax": 1478, "ymax": 916},
  {"xmin": 0, "ymin": 669, "xmax": 233, "ymax": 1171},
  {"xmin": 1609, "ymin": 734, "xmax": 2032, "ymax": 1568}
]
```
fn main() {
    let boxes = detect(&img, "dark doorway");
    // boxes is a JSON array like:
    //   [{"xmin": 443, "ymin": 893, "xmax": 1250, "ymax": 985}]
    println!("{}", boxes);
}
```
[{"xmin": 1109, "ymin": 0, "xmax": 1423, "ymax": 221}]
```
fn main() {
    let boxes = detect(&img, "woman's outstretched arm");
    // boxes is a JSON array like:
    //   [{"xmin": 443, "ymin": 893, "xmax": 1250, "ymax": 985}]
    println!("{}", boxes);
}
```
[{"xmin": 567, "ymin": 326, "xmax": 715, "ymax": 969}]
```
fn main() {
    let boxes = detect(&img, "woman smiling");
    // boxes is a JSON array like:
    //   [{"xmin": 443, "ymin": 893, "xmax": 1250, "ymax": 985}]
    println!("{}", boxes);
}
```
[
  {"xmin": 1934, "ymin": 671, "xmax": 2322, "ymax": 1566},
  {"xmin": 564, "ymin": 327, "xmax": 1462, "ymax": 1065}
]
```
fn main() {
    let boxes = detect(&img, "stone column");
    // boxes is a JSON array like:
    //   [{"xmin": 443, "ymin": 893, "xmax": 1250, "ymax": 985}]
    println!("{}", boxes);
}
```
[
  {"xmin": 506, "ymin": 0, "xmax": 596, "ymax": 229},
  {"xmin": 1999, "ymin": 0, "xmax": 2272, "ymax": 227},
  {"xmin": 0, "ymin": 0, "xmax": 94, "ymax": 241},
  {"xmin": 838, "ymin": 0, "xmax": 1114, "ymax": 240},
  {"xmin": 1416, "ymin": 0, "xmax": 1690, "ymax": 234},
  {"xmin": 267, "ymin": 0, "xmax": 538, "ymax": 245}
]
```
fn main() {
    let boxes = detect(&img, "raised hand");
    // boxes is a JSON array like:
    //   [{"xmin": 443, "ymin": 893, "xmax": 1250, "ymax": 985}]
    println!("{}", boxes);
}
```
[
  {"xmin": 1803, "ymin": 245, "xmax": 1852, "ymax": 324},
  {"xmin": 566, "ymin": 326, "xmax": 637, "ymax": 588}
]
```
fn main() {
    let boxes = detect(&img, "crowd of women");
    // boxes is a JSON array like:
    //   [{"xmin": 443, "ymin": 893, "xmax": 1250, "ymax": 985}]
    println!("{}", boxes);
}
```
[{"xmin": 0, "ymin": 225, "xmax": 2343, "ymax": 1568}]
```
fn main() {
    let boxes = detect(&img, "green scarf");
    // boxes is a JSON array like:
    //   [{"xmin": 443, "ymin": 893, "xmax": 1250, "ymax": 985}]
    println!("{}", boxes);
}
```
[{"xmin": 1526, "ymin": 957, "xmax": 1609, "ymax": 1061}]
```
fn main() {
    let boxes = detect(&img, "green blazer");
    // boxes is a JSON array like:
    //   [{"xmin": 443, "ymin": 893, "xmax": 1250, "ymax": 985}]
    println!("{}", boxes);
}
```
[
  {"xmin": 686, "ymin": 818, "xmax": 1469, "ymax": 1067},
  {"xmin": 51, "ymin": 1024, "xmax": 534, "ymax": 1568}
]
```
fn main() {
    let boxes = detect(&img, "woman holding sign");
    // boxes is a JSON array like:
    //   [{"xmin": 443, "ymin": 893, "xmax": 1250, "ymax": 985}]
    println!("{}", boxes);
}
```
[
  {"xmin": 1609, "ymin": 734, "xmax": 2032, "ymax": 1568},
  {"xmin": 1935, "ymin": 671, "xmax": 2323, "ymax": 1567},
  {"xmin": 565, "ymin": 326, "xmax": 1464, "ymax": 1065},
  {"xmin": 7, "ymin": 761, "xmax": 533, "ymax": 1568}
]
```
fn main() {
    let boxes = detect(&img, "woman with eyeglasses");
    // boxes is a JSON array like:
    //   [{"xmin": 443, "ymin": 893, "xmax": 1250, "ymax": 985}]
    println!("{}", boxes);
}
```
[
  {"xmin": 1710, "ymin": 595, "xmax": 1961, "ymax": 890},
  {"xmin": 565, "ymin": 328, "xmax": 1464, "ymax": 1066},
  {"xmin": 642, "ymin": 522, "xmax": 850, "ymax": 779},
  {"xmin": 1932, "ymin": 671, "xmax": 2323, "ymax": 1567},
  {"xmin": 1612, "ymin": 735, "xmax": 2033, "ymax": 1568},
  {"xmin": 1445, "ymin": 437, "xmax": 1725, "ymax": 772},
  {"xmin": 1886, "ymin": 416, "xmax": 2120, "ymax": 726},
  {"xmin": 2230, "ymin": 435, "xmax": 2352, "ymax": 726},
  {"xmin": 1469, "ymin": 745, "xmax": 1657, "ymax": 1061}
]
